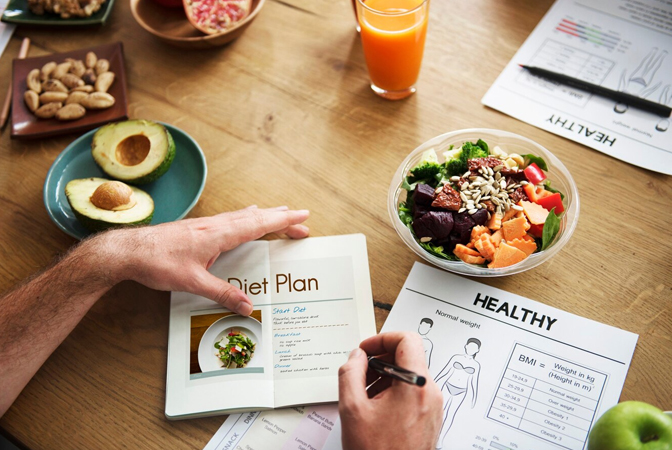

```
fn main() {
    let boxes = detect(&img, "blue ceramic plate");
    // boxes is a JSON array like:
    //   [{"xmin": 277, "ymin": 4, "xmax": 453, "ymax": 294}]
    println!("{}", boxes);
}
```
[
  {"xmin": 1, "ymin": 0, "xmax": 115, "ymax": 25},
  {"xmin": 43, "ymin": 123, "xmax": 207, "ymax": 240}
]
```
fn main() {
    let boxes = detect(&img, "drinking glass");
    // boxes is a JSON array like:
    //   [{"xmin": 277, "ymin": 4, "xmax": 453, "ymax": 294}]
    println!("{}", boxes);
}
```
[{"xmin": 356, "ymin": 0, "xmax": 430, "ymax": 100}]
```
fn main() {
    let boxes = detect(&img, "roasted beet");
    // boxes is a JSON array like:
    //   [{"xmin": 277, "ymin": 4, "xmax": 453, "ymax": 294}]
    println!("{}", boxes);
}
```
[
  {"xmin": 413, "ymin": 183, "xmax": 436, "ymax": 206},
  {"xmin": 412, "ymin": 204, "xmax": 431, "ymax": 220},
  {"xmin": 452, "ymin": 211, "xmax": 475, "ymax": 237},
  {"xmin": 471, "ymin": 209, "xmax": 489, "ymax": 226},
  {"xmin": 413, "ymin": 211, "xmax": 454, "ymax": 240}
]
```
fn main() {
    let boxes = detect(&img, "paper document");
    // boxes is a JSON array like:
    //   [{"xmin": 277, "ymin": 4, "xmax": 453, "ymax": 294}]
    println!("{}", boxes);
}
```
[
  {"xmin": 0, "ymin": 0, "xmax": 16, "ymax": 58},
  {"xmin": 482, "ymin": 0, "xmax": 672, "ymax": 175},
  {"xmin": 208, "ymin": 262, "xmax": 638, "ymax": 450},
  {"xmin": 166, "ymin": 234, "xmax": 376, "ymax": 419}
]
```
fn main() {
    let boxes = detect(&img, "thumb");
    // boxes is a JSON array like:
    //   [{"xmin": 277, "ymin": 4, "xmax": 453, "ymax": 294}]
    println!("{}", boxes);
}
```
[
  {"xmin": 338, "ymin": 348, "xmax": 369, "ymax": 413},
  {"xmin": 192, "ymin": 269, "xmax": 254, "ymax": 316}
]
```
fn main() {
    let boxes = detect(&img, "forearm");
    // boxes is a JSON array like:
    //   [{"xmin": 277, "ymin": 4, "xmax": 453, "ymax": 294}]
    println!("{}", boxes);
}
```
[{"xmin": 0, "ymin": 232, "xmax": 125, "ymax": 416}]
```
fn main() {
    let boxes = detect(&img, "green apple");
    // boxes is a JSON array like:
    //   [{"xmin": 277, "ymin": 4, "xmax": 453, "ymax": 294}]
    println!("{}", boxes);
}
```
[{"xmin": 588, "ymin": 401, "xmax": 672, "ymax": 450}]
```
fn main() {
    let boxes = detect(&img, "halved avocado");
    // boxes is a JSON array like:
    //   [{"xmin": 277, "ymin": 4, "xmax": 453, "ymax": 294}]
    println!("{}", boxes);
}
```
[
  {"xmin": 65, "ymin": 178, "xmax": 154, "ymax": 232},
  {"xmin": 92, "ymin": 119, "xmax": 175, "ymax": 185}
]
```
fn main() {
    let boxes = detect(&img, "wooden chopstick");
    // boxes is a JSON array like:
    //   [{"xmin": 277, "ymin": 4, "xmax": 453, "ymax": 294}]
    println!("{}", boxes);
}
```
[{"xmin": 0, "ymin": 37, "xmax": 31, "ymax": 130}]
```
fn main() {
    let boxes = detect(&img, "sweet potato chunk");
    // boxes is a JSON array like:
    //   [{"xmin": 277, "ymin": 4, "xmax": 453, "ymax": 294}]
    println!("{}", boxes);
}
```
[
  {"xmin": 508, "ymin": 237, "xmax": 537, "ymax": 256},
  {"xmin": 520, "ymin": 200, "xmax": 549, "ymax": 225},
  {"xmin": 490, "ymin": 229, "xmax": 504, "ymax": 247},
  {"xmin": 486, "ymin": 212, "xmax": 503, "ymax": 230},
  {"xmin": 470, "ymin": 225, "xmax": 491, "ymax": 243},
  {"xmin": 502, "ymin": 216, "xmax": 528, "ymax": 241},
  {"xmin": 488, "ymin": 243, "xmax": 527, "ymax": 268},
  {"xmin": 454, "ymin": 244, "xmax": 481, "ymax": 257},
  {"xmin": 474, "ymin": 234, "xmax": 496, "ymax": 260}
]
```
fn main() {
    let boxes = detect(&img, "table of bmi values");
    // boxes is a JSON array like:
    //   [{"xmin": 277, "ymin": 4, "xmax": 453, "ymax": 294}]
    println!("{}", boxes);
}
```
[{"xmin": 487, "ymin": 343, "xmax": 607, "ymax": 450}]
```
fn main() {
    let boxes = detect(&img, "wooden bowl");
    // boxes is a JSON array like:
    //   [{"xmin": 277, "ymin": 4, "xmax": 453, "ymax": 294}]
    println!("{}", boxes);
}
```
[{"xmin": 130, "ymin": 0, "xmax": 264, "ymax": 49}]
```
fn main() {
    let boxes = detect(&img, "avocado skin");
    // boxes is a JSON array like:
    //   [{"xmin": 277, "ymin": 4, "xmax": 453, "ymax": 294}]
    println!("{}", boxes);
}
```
[
  {"xmin": 70, "ymin": 208, "xmax": 154, "ymax": 232},
  {"xmin": 92, "ymin": 120, "xmax": 176, "ymax": 185},
  {"xmin": 128, "ymin": 128, "xmax": 175, "ymax": 185}
]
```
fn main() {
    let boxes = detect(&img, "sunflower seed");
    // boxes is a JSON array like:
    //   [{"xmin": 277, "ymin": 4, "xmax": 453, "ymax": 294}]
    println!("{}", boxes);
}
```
[
  {"xmin": 520, "ymin": 180, "xmax": 529, "ymax": 185},
  {"xmin": 468, "ymin": 209, "xmax": 477, "ymax": 214},
  {"xmin": 512, "ymin": 204, "xmax": 524, "ymax": 211},
  {"xmin": 458, "ymin": 208, "xmax": 466, "ymax": 213},
  {"xmin": 420, "ymin": 237, "xmax": 432, "ymax": 243}
]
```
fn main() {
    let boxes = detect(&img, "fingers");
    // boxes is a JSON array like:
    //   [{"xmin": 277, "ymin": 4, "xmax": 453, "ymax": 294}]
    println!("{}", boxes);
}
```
[
  {"xmin": 338, "ymin": 348, "xmax": 369, "ymax": 409},
  {"xmin": 191, "ymin": 269, "xmax": 253, "ymax": 315},
  {"xmin": 220, "ymin": 209, "xmax": 310, "ymax": 250},
  {"xmin": 282, "ymin": 224, "xmax": 310, "ymax": 239},
  {"xmin": 360, "ymin": 332, "xmax": 428, "ymax": 375}
]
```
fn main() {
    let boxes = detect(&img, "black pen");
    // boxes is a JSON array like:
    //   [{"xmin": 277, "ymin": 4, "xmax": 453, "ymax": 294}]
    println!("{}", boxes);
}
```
[
  {"xmin": 519, "ymin": 64, "xmax": 672, "ymax": 118},
  {"xmin": 368, "ymin": 357, "xmax": 426, "ymax": 387}
]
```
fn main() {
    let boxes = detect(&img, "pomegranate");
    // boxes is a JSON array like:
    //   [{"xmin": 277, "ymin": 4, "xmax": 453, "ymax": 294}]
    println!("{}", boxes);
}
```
[{"xmin": 183, "ymin": 0, "xmax": 252, "ymax": 35}]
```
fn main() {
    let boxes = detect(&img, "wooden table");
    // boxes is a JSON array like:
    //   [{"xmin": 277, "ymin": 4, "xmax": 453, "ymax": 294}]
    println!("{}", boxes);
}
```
[{"xmin": 1, "ymin": 0, "xmax": 671, "ymax": 448}]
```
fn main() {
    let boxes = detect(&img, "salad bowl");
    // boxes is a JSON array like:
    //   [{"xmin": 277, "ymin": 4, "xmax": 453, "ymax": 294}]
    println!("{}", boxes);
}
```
[{"xmin": 388, "ymin": 128, "xmax": 579, "ymax": 277}]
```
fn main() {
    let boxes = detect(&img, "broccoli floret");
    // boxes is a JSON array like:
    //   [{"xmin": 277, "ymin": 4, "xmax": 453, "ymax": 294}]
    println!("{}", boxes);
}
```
[
  {"xmin": 445, "ymin": 158, "xmax": 467, "ymax": 176},
  {"xmin": 461, "ymin": 141, "xmax": 489, "ymax": 159},
  {"xmin": 443, "ymin": 140, "xmax": 490, "ymax": 176},
  {"xmin": 410, "ymin": 149, "xmax": 442, "ymax": 181}
]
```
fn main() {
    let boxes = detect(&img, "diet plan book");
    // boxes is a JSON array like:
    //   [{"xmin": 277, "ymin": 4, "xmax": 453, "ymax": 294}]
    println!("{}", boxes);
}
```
[{"xmin": 165, "ymin": 234, "xmax": 376, "ymax": 420}]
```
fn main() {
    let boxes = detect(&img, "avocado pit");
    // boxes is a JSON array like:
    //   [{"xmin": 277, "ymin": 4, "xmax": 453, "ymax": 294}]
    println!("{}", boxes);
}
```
[
  {"xmin": 90, "ymin": 181, "xmax": 137, "ymax": 211},
  {"xmin": 116, "ymin": 134, "xmax": 151, "ymax": 166}
]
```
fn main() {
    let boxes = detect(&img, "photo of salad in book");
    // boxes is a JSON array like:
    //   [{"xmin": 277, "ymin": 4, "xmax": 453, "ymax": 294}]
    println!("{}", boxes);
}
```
[
  {"xmin": 165, "ymin": 234, "xmax": 376, "ymax": 419},
  {"xmin": 216, "ymin": 329, "xmax": 256, "ymax": 369}
]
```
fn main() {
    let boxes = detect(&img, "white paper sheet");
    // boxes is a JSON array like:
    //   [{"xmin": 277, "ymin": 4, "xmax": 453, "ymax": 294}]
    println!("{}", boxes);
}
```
[
  {"xmin": 0, "ymin": 0, "xmax": 17, "ymax": 58},
  {"xmin": 482, "ymin": 0, "xmax": 672, "ymax": 175},
  {"xmin": 207, "ymin": 262, "xmax": 639, "ymax": 450}
]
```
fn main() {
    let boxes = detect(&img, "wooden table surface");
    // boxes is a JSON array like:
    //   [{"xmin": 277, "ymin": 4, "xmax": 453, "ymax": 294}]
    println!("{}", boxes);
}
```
[{"xmin": 1, "ymin": 0, "xmax": 671, "ymax": 448}]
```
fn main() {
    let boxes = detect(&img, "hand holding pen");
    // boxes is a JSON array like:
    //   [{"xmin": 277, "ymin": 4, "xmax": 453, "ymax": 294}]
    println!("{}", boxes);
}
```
[{"xmin": 338, "ymin": 331, "xmax": 443, "ymax": 450}]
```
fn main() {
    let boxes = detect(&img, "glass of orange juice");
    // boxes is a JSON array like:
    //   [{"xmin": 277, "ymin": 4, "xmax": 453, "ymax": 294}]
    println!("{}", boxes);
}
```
[{"xmin": 356, "ymin": 0, "xmax": 429, "ymax": 100}]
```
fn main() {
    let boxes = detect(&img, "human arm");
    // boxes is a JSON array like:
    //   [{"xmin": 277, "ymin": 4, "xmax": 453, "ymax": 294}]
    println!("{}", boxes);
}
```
[
  {"xmin": 434, "ymin": 355, "xmax": 456, "ymax": 384},
  {"xmin": 0, "ymin": 206, "xmax": 309, "ymax": 417},
  {"xmin": 338, "ymin": 332, "xmax": 443, "ymax": 450},
  {"xmin": 469, "ymin": 363, "xmax": 480, "ymax": 408}
]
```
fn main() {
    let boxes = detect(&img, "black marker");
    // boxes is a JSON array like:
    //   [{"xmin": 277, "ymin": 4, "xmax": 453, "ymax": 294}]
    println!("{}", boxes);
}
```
[
  {"xmin": 519, "ymin": 64, "xmax": 672, "ymax": 118},
  {"xmin": 368, "ymin": 357, "xmax": 426, "ymax": 387}
]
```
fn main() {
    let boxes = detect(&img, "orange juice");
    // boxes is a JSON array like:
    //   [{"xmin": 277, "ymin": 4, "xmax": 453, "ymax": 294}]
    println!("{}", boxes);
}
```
[{"xmin": 358, "ymin": 0, "xmax": 429, "ymax": 98}]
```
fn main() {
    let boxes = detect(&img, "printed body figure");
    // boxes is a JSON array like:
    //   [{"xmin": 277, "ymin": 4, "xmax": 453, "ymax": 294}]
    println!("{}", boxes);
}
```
[
  {"xmin": 418, "ymin": 318, "xmax": 434, "ymax": 368},
  {"xmin": 433, "ymin": 338, "xmax": 482, "ymax": 449}
]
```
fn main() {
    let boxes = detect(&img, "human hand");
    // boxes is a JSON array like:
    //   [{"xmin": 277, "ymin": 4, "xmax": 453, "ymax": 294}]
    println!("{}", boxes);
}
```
[
  {"xmin": 99, "ymin": 206, "xmax": 309, "ymax": 315},
  {"xmin": 338, "ymin": 332, "xmax": 443, "ymax": 450}
]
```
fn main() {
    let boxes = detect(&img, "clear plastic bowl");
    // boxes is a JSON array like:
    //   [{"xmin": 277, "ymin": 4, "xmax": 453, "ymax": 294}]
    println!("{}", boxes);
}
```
[{"xmin": 388, "ymin": 128, "xmax": 580, "ymax": 277}]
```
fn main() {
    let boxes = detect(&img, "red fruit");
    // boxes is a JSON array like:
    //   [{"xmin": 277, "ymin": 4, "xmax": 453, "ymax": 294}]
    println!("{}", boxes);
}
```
[
  {"xmin": 183, "ymin": 0, "xmax": 252, "ymax": 35},
  {"xmin": 150, "ymin": 0, "xmax": 183, "ymax": 8}
]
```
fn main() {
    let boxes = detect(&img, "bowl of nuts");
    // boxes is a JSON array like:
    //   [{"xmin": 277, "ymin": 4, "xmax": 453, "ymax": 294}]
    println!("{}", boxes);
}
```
[
  {"xmin": 388, "ymin": 129, "xmax": 579, "ymax": 277},
  {"xmin": 10, "ymin": 41, "xmax": 128, "ymax": 140}
]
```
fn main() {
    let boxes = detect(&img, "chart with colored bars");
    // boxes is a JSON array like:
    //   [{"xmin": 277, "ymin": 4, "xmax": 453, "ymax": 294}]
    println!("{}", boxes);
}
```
[
  {"xmin": 486, "ymin": 344, "xmax": 608, "ymax": 450},
  {"xmin": 556, "ymin": 18, "xmax": 621, "ymax": 50},
  {"xmin": 516, "ymin": 39, "xmax": 615, "ymax": 107}
]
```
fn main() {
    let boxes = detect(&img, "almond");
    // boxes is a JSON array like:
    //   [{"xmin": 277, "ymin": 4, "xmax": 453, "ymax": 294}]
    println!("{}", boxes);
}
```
[
  {"xmin": 56, "ymin": 103, "xmax": 86, "ymax": 121},
  {"xmin": 60, "ymin": 73, "xmax": 85, "ymax": 89},
  {"xmin": 95, "ymin": 72, "xmax": 115, "ymax": 93},
  {"xmin": 39, "ymin": 91, "xmax": 69, "ymax": 103},
  {"xmin": 42, "ymin": 79, "xmax": 68, "ymax": 93},
  {"xmin": 81, "ymin": 92, "xmax": 115, "ymax": 109},
  {"xmin": 24, "ymin": 90, "xmax": 39, "ymax": 112},
  {"xmin": 35, "ymin": 102, "xmax": 63, "ymax": 119},
  {"xmin": 26, "ymin": 69, "xmax": 41, "ymax": 93},
  {"xmin": 40, "ymin": 61, "xmax": 57, "ymax": 82}
]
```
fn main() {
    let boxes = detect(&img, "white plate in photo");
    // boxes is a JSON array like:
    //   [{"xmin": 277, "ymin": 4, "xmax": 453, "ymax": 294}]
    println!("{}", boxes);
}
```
[{"xmin": 197, "ymin": 315, "xmax": 263, "ymax": 373}]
